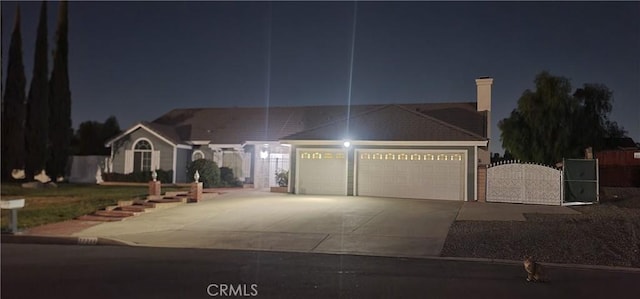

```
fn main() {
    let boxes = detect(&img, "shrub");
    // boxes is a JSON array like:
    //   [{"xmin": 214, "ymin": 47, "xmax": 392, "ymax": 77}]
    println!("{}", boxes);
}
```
[
  {"xmin": 102, "ymin": 169, "xmax": 173, "ymax": 183},
  {"xmin": 275, "ymin": 169, "xmax": 288, "ymax": 187},
  {"xmin": 220, "ymin": 167, "xmax": 242, "ymax": 187},
  {"xmin": 186, "ymin": 159, "xmax": 220, "ymax": 188}
]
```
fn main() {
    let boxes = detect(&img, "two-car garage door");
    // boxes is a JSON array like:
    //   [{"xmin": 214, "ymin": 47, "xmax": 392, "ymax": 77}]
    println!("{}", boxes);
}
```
[
  {"xmin": 356, "ymin": 150, "xmax": 465, "ymax": 201},
  {"xmin": 296, "ymin": 149, "xmax": 466, "ymax": 200}
]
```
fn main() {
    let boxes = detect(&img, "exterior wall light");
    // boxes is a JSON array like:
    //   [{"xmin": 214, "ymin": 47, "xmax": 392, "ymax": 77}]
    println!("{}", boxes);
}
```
[
  {"xmin": 260, "ymin": 144, "xmax": 269, "ymax": 159},
  {"xmin": 343, "ymin": 140, "xmax": 351, "ymax": 148}
]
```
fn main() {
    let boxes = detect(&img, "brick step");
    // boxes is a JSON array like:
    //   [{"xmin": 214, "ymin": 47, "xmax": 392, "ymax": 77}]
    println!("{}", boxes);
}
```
[
  {"xmin": 132, "ymin": 199, "xmax": 157, "ymax": 208},
  {"xmin": 105, "ymin": 205, "xmax": 118, "ymax": 211},
  {"xmin": 139, "ymin": 202, "xmax": 157, "ymax": 208},
  {"xmin": 94, "ymin": 210, "xmax": 137, "ymax": 217},
  {"xmin": 164, "ymin": 191, "xmax": 188, "ymax": 198},
  {"xmin": 152, "ymin": 198, "xmax": 184, "ymax": 203},
  {"xmin": 116, "ymin": 205, "xmax": 149, "ymax": 213},
  {"xmin": 76, "ymin": 215, "xmax": 126, "ymax": 222},
  {"xmin": 117, "ymin": 200, "xmax": 134, "ymax": 207}
]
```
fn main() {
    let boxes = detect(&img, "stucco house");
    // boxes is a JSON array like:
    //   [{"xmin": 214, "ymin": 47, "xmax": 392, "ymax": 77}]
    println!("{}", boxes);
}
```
[{"xmin": 105, "ymin": 77, "xmax": 493, "ymax": 201}]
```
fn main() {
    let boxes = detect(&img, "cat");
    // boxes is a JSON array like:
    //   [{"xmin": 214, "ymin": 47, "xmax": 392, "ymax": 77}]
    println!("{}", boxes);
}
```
[{"xmin": 523, "ymin": 256, "xmax": 545, "ymax": 282}]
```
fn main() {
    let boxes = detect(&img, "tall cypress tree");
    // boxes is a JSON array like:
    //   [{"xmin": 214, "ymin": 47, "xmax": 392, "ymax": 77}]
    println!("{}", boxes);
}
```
[
  {"xmin": 25, "ymin": 1, "xmax": 50, "ymax": 180},
  {"xmin": 1, "ymin": 6, "xmax": 27, "ymax": 180},
  {"xmin": 48, "ymin": 0, "xmax": 72, "ymax": 180}
]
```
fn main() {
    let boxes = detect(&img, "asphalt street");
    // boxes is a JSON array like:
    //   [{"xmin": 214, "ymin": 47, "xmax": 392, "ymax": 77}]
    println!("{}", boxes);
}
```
[{"xmin": 1, "ymin": 244, "xmax": 639, "ymax": 299}]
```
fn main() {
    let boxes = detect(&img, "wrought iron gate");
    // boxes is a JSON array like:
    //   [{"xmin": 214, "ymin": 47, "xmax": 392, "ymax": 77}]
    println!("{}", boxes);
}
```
[{"xmin": 486, "ymin": 161, "xmax": 563, "ymax": 205}]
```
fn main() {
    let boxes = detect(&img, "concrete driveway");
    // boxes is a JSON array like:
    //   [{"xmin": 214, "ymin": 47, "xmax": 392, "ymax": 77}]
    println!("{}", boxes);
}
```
[{"xmin": 74, "ymin": 191, "xmax": 462, "ymax": 258}]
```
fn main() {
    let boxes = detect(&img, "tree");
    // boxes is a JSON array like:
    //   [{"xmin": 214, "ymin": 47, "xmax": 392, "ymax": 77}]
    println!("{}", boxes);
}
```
[
  {"xmin": 72, "ymin": 116, "xmax": 121, "ymax": 155},
  {"xmin": 499, "ymin": 71, "xmax": 626, "ymax": 165},
  {"xmin": 573, "ymin": 84, "xmax": 626, "ymax": 150},
  {"xmin": 25, "ymin": 1, "xmax": 49, "ymax": 180},
  {"xmin": 1, "ymin": 6, "xmax": 27, "ymax": 180},
  {"xmin": 47, "ymin": 1, "xmax": 72, "ymax": 180},
  {"xmin": 101, "ymin": 116, "xmax": 122, "ymax": 147}
]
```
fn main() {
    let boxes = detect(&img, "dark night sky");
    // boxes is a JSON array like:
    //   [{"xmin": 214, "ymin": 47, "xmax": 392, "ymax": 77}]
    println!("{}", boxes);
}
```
[{"xmin": 2, "ymin": 1, "xmax": 639, "ymax": 154}]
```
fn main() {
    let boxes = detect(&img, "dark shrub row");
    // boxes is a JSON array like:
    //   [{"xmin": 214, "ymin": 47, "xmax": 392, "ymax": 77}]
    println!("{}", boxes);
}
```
[{"xmin": 102, "ymin": 169, "xmax": 173, "ymax": 184}]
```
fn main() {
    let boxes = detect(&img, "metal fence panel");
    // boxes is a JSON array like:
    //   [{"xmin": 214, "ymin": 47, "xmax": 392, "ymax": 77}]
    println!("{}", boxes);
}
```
[{"xmin": 563, "ymin": 159, "xmax": 598, "ymax": 203}]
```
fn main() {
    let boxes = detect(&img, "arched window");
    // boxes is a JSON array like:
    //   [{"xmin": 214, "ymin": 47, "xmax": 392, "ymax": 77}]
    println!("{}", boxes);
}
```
[
  {"xmin": 133, "ymin": 139, "xmax": 153, "ymax": 172},
  {"xmin": 192, "ymin": 150, "xmax": 205, "ymax": 161}
]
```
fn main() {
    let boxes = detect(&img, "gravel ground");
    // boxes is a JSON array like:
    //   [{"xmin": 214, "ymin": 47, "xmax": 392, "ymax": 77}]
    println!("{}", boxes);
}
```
[{"xmin": 441, "ymin": 188, "xmax": 640, "ymax": 268}]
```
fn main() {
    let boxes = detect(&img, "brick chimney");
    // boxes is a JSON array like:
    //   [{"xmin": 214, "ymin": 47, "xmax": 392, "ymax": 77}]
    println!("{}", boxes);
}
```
[{"xmin": 475, "ymin": 77, "xmax": 493, "ymax": 138}]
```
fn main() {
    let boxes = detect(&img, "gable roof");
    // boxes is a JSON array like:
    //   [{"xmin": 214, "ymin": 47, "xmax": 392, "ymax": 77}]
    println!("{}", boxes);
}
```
[
  {"xmin": 142, "ymin": 121, "xmax": 183, "ymax": 145},
  {"xmin": 419, "ymin": 107, "xmax": 487, "ymax": 138},
  {"xmin": 280, "ymin": 105, "xmax": 486, "ymax": 142},
  {"xmin": 147, "ymin": 102, "xmax": 485, "ymax": 144},
  {"xmin": 104, "ymin": 122, "xmax": 182, "ymax": 147}
]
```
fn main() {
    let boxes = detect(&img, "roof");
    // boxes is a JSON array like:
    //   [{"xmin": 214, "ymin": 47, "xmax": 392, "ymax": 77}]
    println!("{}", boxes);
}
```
[
  {"xmin": 280, "ymin": 105, "xmax": 486, "ymax": 142},
  {"xmin": 146, "ymin": 102, "xmax": 485, "ymax": 144},
  {"xmin": 104, "ymin": 122, "xmax": 181, "ymax": 147},
  {"xmin": 142, "ymin": 121, "xmax": 183, "ymax": 145},
  {"xmin": 602, "ymin": 137, "xmax": 639, "ymax": 150}
]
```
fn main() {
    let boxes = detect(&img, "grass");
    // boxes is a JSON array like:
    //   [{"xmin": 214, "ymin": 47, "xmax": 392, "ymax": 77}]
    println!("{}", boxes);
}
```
[{"xmin": 0, "ymin": 183, "xmax": 189, "ymax": 230}]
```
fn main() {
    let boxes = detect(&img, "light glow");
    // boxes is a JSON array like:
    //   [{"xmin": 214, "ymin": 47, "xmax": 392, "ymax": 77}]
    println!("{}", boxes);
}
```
[{"xmin": 343, "ymin": 141, "xmax": 351, "ymax": 148}]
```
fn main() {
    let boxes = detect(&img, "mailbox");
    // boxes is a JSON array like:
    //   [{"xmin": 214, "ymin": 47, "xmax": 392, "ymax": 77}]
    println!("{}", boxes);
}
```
[
  {"xmin": 1, "ymin": 199, "xmax": 25, "ymax": 209},
  {"xmin": 1, "ymin": 198, "xmax": 25, "ymax": 234}
]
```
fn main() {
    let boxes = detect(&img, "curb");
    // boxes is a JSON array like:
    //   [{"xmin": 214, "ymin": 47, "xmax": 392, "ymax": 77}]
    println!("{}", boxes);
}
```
[
  {"xmin": 433, "ymin": 256, "xmax": 640, "ymax": 273},
  {"xmin": 2, "ymin": 234, "xmax": 638, "ymax": 273},
  {"xmin": 0, "ymin": 234, "xmax": 135, "ymax": 247}
]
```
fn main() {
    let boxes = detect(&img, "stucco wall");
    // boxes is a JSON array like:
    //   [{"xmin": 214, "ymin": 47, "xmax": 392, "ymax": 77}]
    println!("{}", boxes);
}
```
[{"xmin": 111, "ymin": 128, "xmax": 174, "ymax": 173}]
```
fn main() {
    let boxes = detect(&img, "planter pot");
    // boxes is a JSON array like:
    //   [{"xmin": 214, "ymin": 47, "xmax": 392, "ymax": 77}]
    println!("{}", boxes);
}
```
[{"xmin": 270, "ymin": 186, "xmax": 288, "ymax": 193}]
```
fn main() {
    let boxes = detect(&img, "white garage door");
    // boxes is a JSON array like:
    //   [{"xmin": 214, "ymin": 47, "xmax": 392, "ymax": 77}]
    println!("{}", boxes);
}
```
[
  {"xmin": 296, "ymin": 149, "xmax": 347, "ymax": 195},
  {"xmin": 357, "ymin": 150, "xmax": 466, "ymax": 200}
]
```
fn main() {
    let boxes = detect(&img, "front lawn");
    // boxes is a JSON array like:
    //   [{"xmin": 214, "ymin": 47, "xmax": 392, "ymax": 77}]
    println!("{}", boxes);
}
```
[{"xmin": 0, "ymin": 183, "xmax": 189, "ymax": 230}]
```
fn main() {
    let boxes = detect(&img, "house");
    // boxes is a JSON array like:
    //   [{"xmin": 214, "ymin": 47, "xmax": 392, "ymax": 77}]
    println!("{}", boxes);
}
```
[
  {"xmin": 105, "ymin": 77, "xmax": 493, "ymax": 201},
  {"xmin": 595, "ymin": 137, "xmax": 640, "ymax": 187}
]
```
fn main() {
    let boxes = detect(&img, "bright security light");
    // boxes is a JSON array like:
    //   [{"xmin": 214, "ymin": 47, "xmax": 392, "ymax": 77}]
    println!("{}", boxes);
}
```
[{"xmin": 343, "ymin": 140, "xmax": 351, "ymax": 148}]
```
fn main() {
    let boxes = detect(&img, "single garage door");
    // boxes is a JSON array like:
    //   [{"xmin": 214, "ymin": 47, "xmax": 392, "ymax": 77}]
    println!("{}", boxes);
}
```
[
  {"xmin": 297, "ymin": 149, "xmax": 347, "ymax": 195},
  {"xmin": 357, "ymin": 150, "xmax": 466, "ymax": 200}
]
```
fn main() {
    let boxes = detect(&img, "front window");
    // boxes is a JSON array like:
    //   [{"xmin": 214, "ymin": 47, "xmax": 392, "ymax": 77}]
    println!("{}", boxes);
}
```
[
  {"xmin": 192, "ymin": 150, "xmax": 205, "ymax": 161},
  {"xmin": 133, "ymin": 140, "xmax": 152, "ymax": 171}
]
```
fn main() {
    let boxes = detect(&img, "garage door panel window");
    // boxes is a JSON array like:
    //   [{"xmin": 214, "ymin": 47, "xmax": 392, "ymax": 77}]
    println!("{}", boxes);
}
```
[{"xmin": 359, "ymin": 152, "xmax": 463, "ymax": 162}]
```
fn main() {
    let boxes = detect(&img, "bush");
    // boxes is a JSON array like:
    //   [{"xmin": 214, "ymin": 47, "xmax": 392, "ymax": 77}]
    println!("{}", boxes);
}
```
[
  {"xmin": 220, "ymin": 167, "xmax": 242, "ymax": 187},
  {"xmin": 275, "ymin": 169, "xmax": 288, "ymax": 187},
  {"xmin": 102, "ymin": 169, "xmax": 173, "ymax": 183},
  {"xmin": 186, "ymin": 159, "xmax": 220, "ymax": 188}
]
